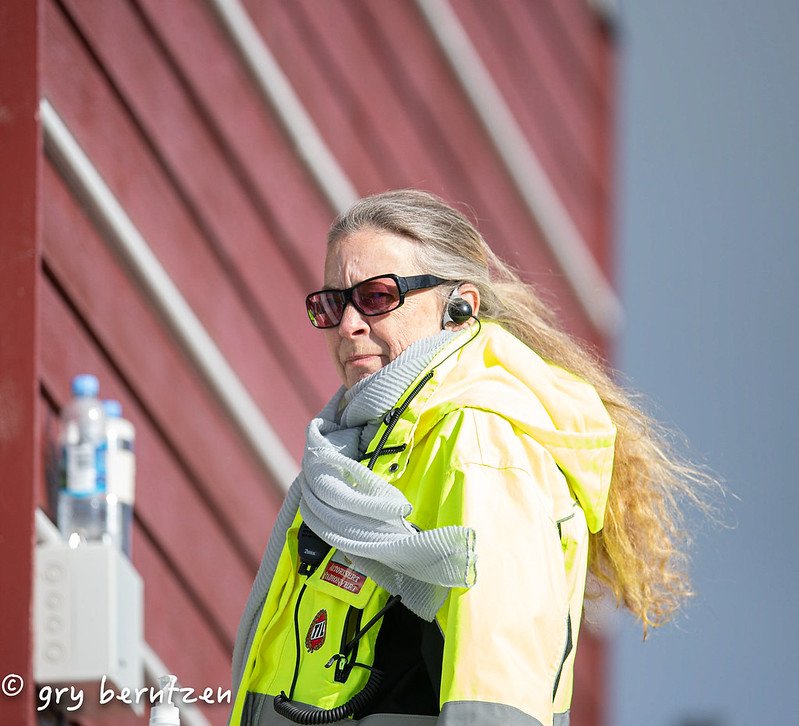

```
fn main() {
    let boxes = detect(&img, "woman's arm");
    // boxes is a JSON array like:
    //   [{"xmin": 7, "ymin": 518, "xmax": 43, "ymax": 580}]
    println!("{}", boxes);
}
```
[{"xmin": 433, "ymin": 409, "xmax": 572, "ymax": 726}]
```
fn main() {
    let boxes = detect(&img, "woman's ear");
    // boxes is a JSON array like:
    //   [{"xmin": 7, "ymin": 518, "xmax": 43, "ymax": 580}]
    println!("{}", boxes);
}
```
[
  {"xmin": 458, "ymin": 283, "xmax": 480, "ymax": 319},
  {"xmin": 442, "ymin": 283, "xmax": 481, "ymax": 330}
]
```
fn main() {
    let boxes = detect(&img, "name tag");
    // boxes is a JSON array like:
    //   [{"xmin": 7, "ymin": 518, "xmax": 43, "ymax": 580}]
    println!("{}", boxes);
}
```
[{"xmin": 320, "ymin": 552, "xmax": 367, "ymax": 595}]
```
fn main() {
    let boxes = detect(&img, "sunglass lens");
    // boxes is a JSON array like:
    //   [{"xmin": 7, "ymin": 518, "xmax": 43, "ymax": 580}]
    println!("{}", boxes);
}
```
[
  {"xmin": 307, "ymin": 291, "xmax": 344, "ymax": 328},
  {"xmin": 352, "ymin": 278, "xmax": 401, "ymax": 315}
]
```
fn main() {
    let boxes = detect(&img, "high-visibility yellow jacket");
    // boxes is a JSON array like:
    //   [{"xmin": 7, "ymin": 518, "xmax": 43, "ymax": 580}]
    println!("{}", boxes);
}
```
[{"xmin": 230, "ymin": 322, "xmax": 616, "ymax": 726}]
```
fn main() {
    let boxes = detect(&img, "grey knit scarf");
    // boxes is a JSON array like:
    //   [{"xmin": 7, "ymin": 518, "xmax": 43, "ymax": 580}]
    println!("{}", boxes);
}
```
[{"xmin": 231, "ymin": 329, "xmax": 477, "ymax": 693}]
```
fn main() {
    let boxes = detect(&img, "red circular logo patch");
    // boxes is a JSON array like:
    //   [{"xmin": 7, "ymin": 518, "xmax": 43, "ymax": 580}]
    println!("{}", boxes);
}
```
[{"xmin": 305, "ymin": 609, "xmax": 327, "ymax": 652}]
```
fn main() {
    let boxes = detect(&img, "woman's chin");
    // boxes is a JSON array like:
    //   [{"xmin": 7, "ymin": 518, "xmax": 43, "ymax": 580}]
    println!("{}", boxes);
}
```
[{"xmin": 344, "ymin": 356, "xmax": 385, "ymax": 387}]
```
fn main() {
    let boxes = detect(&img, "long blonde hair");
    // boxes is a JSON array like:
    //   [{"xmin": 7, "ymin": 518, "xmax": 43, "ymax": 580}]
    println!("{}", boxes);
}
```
[{"xmin": 328, "ymin": 188, "xmax": 716, "ymax": 633}]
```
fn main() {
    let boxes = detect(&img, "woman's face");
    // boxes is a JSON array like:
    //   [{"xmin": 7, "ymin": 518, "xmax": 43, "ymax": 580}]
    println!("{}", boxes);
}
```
[{"xmin": 323, "ymin": 228, "xmax": 444, "ymax": 388}]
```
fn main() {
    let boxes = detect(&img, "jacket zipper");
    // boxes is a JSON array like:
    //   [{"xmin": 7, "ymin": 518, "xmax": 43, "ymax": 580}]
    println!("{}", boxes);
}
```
[
  {"xmin": 367, "ymin": 370, "xmax": 434, "ymax": 470},
  {"xmin": 333, "ymin": 606, "xmax": 363, "ymax": 683},
  {"xmin": 552, "ymin": 612, "xmax": 573, "ymax": 700}
]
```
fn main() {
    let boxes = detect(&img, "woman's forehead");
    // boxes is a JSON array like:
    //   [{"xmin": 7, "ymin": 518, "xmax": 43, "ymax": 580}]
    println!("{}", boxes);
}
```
[{"xmin": 324, "ymin": 230, "xmax": 421, "ymax": 285}]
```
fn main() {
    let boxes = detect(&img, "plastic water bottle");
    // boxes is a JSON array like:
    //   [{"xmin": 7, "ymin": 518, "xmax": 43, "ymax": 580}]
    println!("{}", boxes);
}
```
[
  {"xmin": 103, "ymin": 399, "xmax": 136, "ymax": 556},
  {"xmin": 57, "ymin": 374, "xmax": 122, "ymax": 549},
  {"xmin": 60, "ymin": 374, "xmax": 105, "ymax": 494}
]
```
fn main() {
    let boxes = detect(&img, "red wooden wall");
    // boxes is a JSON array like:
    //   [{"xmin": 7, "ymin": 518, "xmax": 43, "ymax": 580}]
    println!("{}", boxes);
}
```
[
  {"xmin": 0, "ymin": 1, "xmax": 40, "ymax": 724},
  {"xmin": 1, "ymin": 1, "xmax": 615, "ymax": 724}
]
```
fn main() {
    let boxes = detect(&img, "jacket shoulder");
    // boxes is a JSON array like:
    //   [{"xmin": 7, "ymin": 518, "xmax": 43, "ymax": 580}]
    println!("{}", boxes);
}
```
[{"xmin": 422, "ymin": 404, "xmax": 559, "ymax": 479}]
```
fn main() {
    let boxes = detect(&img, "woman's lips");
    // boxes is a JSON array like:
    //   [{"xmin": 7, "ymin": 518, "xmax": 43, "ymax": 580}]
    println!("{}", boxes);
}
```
[{"xmin": 344, "ymin": 354, "xmax": 384, "ymax": 368}]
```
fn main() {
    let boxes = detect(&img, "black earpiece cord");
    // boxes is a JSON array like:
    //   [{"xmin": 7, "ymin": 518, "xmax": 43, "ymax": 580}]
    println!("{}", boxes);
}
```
[
  {"xmin": 367, "ymin": 317, "xmax": 481, "ymax": 471},
  {"xmin": 331, "ymin": 594, "xmax": 402, "ymax": 661},
  {"xmin": 286, "ymin": 582, "xmax": 309, "ymax": 702}
]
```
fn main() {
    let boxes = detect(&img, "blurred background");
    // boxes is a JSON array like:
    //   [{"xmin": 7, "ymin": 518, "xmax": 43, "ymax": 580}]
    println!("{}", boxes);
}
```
[
  {"xmin": 1, "ymin": 1, "xmax": 796, "ymax": 725},
  {"xmin": 614, "ymin": 1, "xmax": 799, "ymax": 724}
]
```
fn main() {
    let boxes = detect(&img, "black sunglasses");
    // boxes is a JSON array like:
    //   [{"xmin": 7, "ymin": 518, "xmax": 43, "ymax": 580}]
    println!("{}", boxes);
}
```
[{"xmin": 306, "ymin": 273, "xmax": 450, "ymax": 329}]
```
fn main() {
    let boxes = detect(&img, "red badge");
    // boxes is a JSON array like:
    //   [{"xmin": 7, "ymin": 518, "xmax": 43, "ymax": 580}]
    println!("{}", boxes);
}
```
[
  {"xmin": 321, "ymin": 558, "xmax": 367, "ymax": 595},
  {"xmin": 305, "ymin": 609, "xmax": 327, "ymax": 652}
]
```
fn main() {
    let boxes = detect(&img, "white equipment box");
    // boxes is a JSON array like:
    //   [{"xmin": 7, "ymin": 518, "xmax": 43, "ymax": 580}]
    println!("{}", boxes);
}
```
[{"xmin": 34, "ymin": 541, "xmax": 144, "ymax": 716}]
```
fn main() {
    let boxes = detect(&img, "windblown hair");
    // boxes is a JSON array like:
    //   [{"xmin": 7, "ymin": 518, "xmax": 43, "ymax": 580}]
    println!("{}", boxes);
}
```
[{"xmin": 328, "ymin": 188, "xmax": 716, "ymax": 633}]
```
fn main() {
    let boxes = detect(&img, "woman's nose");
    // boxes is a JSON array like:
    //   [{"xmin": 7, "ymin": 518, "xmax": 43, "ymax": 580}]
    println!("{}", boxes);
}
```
[{"xmin": 337, "ymin": 302, "xmax": 369, "ymax": 336}]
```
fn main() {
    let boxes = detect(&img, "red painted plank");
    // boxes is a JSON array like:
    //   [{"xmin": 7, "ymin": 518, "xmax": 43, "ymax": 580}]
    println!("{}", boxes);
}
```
[
  {"xmin": 38, "ymin": 393, "xmax": 59, "ymax": 515},
  {"xmin": 524, "ymin": 0, "xmax": 611, "ymax": 135},
  {"xmin": 528, "ymin": 0, "xmax": 616, "ymax": 281},
  {"xmin": 136, "ymin": 532, "xmax": 233, "ymax": 726},
  {"xmin": 63, "ymin": 0, "xmax": 314, "ymax": 289},
  {"xmin": 326, "ymin": 0, "xmax": 475, "ymax": 192},
  {"xmin": 42, "ymin": 159, "xmax": 282, "ymax": 564},
  {"xmin": 273, "ymin": 0, "xmax": 443, "ymax": 191},
  {"xmin": 132, "ymin": 0, "xmax": 336, "ymax": 283},
  {"xmin": 0, "ymin": 0, "xmax": 39, "ymax": 723},
  {"xmin": 39, "ymin": 277, "xmax": 256, "ymax": 646},
  {"xmin": 511, "ymin": 0, "xmax": 598, "ymax": 142},
  {"xmin": 549, "ymin": 0, "xmax": 613, "ymax": 111},
  {"xmin": 592, "ymin": 22, "xmax": 617, "ymax": 281},
  {"xmin": 448, "ymin": 0, "xmax": 593, "ymax": 246},
  {"xmin": 60, "ymin": 0, "xmax": 339, "ymax": 406},
  {"xmin": 243, "ymin": 0, "xmax": 386, "ymax": 195},
  {"xmin": 573, "ymin": 630, "xmax": 607, "ymax": 726},
  {"xmin": 250, "ymin": 0, "xmax": 478, "ymax": 200},
  {"xmin": 475, "ymin": 0, "xmax": 607, "ymax": 199},
  {"xmin": 42, "ymin": 0, "xmax": 332, "ymax": 429}
]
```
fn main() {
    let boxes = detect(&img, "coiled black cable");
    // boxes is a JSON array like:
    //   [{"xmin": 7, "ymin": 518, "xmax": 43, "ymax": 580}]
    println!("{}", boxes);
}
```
[
  {"xmin": 273, "ymin": 595, "xmax": 402, "ymax": 723},
  {"xmin": 273, "ymin": 666, "xmax": 384, "ymax": 724}
]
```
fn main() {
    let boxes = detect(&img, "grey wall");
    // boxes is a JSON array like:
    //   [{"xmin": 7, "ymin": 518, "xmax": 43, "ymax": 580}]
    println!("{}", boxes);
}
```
[{"xmin": 613, "ymin": 2, "xmax": 799, "ymax": 724}]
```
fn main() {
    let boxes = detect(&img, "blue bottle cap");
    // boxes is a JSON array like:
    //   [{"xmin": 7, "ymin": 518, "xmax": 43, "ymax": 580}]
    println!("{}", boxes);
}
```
[
  {"xmin": 102, "ymin": 399, "xmax": 123, "ymax": 417},
  {"xmin": 71, "ymin": 374, "xmax": 99, "ymax": 397}
]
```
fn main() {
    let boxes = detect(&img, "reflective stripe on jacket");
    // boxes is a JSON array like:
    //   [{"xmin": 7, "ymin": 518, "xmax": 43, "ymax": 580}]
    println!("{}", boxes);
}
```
[{"xmin": 230, "ymin": 322, "xmax": 616, "ymax": 726}]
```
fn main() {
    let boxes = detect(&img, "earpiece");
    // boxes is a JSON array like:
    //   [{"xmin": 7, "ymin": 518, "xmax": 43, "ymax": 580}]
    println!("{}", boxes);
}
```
[
  {"xmin": 442, "ymin": 286, "xmax": 474, "ymax": 328},
  {"xmin": 447, "ymin": 299, "xmax": 473, "ymax": 324}
]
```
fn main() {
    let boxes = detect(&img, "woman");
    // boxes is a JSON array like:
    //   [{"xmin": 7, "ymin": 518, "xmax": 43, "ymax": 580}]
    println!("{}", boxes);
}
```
[{"xmin": 229, "ymin": 190, "xmax": 709, "ymax": 726}]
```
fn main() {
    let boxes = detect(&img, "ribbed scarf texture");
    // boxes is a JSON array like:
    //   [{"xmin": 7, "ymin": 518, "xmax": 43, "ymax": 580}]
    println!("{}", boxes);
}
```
[{"xmin": 231, "ymin": 329, "xmax": 478, "ymax": 693}]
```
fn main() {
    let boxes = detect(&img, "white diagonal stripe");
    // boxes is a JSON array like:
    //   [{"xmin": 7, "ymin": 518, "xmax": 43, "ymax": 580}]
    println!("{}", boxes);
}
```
[
  {"xmin": 206, "ymin": 0, "xmax": 358, "ymax": 213},
  {"xmin": 416, "ymin": 0, "xmax": 624, "ymax": 337},
  {"xmin": 41, "ymin": 98, "xmax": 299, "ymax": 493}
]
